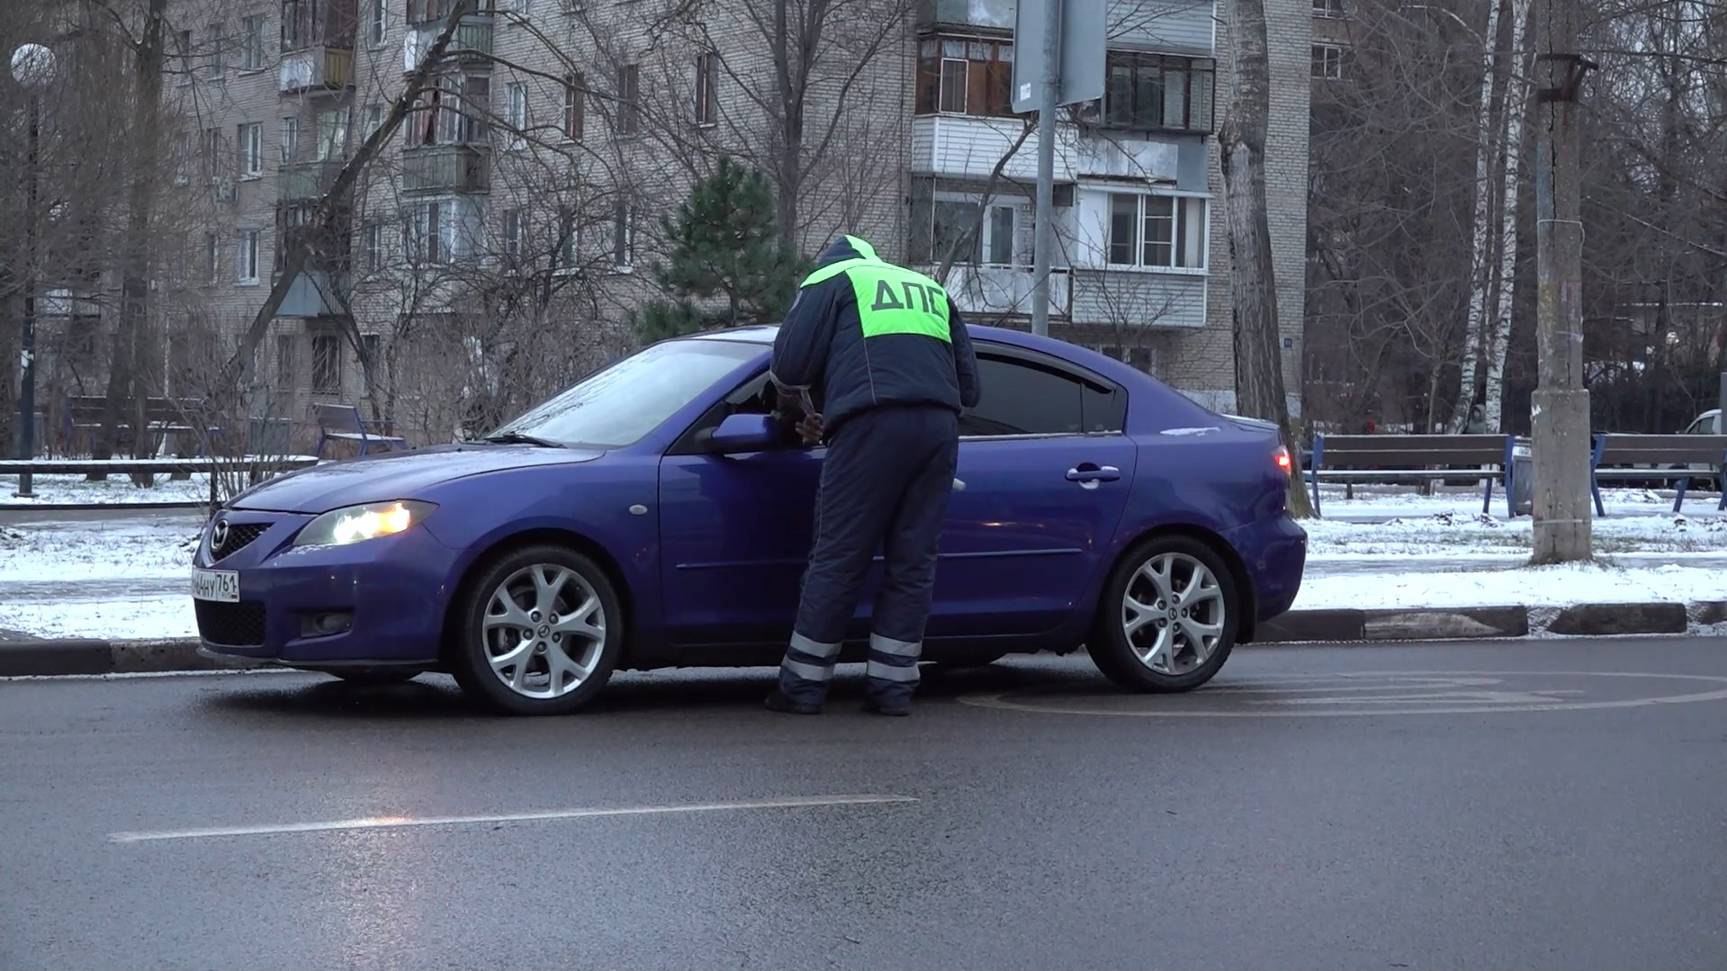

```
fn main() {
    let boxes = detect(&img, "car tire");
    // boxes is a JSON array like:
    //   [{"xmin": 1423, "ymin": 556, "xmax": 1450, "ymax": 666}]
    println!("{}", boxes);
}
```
[
  {"xmin": 1087, "ymin": 535, "xmax": 1240, "ymax": 693},
  {"xmin": 329, "ymin": 668, "xmax": 422, "ymax": 686},
  {"xmin": 449, "ymin": 545, "xmax": 623, "ymax": 716}
]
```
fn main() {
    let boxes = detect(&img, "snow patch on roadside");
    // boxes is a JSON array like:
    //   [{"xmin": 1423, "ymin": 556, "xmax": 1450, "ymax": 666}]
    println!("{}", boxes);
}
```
[{"xmin": 1295, "ymin": 561, "xmax": 1725, "ymax": 611}]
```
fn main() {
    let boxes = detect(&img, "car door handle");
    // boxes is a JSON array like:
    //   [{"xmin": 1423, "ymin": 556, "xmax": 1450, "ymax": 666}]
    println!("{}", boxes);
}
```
[{"xmin": 1066, "ymin": 465, "xmax": 1121, "ymax": 489}]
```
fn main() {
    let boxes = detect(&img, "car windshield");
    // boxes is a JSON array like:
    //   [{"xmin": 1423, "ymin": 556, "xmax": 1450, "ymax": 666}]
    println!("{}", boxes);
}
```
[{"xmin": 488, "ymin": 339, "xmax": 760, "ymax": 448}]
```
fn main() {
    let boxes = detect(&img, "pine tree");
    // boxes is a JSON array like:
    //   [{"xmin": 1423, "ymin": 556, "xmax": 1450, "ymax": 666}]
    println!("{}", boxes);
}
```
[{"xmin": 633, "ymin": 158, "xmax": 804, "ymax": 342}]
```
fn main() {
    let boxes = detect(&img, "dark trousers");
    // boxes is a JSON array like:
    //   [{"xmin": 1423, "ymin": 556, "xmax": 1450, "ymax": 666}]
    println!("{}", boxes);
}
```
[{"xmin": 777, "ymin": 405, "xmax": 959, "ymax": 706}]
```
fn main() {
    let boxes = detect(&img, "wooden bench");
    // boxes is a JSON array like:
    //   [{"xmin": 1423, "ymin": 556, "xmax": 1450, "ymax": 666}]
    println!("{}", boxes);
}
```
[
  {"xmin": 62, "ymin": 395, "xmax": 220, "ymax": 458},
  {"xmin": 1307, "ymin": 434, "xmax": 1522, "ymax": 518},
  {"xmin": 1, "ymin": 457, "xmax": 319, "ymax": 506},
  {"xmin": 1590, "ymin": 434, "xmax": 1727, "ymax": 514},
  {"xmin": 314, "ymin": 404, "xmax": 407, "ymax": 458}
]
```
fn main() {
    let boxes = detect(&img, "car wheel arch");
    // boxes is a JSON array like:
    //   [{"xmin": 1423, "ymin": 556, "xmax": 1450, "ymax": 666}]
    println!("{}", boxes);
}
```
[
  {"xmin": 439, "ymin": 527, "xmax": 639, "ymax": 668},
  {"xmin": 1106, "ymin": 523, "xmax": 1259, "ymax": 644}
]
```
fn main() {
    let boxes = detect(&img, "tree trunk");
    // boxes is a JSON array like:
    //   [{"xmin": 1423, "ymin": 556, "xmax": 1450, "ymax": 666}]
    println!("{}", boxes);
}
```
[
  {"xmin": 93, "ymin": 0, "xmax": 169, "ymax": 478},
  {"xmin": 1222, "ymin": 0, "xmax": 1312, "ymax": 517},
  {"xmin": 1452, "ymin": 0, "xmax": 1509, "ymax": 431},
  {"xmin": 772, "ymin": 0, "xmax": 803, "ymax": 252},
  {"xmin": 1482, "ymin": 0, "xmax": 1533, "ymax": 432}
]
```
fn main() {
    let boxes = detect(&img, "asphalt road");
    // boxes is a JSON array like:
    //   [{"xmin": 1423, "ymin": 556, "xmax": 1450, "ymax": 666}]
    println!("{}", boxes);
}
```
[{"xmin": 4, "ymin": 639, "xmax": 1726, "ymax": 971}]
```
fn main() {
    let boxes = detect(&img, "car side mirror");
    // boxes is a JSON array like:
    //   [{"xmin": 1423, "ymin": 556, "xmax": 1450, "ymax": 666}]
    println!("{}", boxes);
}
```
[{"xmin": 707, "ymin": 413, "xmax": 779, "ymax": 453}]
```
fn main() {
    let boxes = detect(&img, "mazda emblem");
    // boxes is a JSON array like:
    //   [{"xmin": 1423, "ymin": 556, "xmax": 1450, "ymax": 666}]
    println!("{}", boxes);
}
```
[{"xmin": 212, "ymin": 519, "xmax": 230, "ymax": 549}]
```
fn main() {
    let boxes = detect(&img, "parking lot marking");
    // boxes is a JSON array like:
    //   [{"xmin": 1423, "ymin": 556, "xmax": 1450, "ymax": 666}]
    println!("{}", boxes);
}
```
[{"xmin": 110, "ymin": 794, "xmax": 918, "ymax": 844}]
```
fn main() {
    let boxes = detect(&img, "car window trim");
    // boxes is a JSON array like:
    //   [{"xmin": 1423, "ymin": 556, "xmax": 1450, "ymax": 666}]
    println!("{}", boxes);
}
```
[{"xmin": 965, "ymin": 342, "xmax": 1127, "ymax": 438}]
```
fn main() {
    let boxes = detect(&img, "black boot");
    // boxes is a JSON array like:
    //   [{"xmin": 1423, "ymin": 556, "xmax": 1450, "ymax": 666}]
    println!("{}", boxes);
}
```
[{"xmin": 764, "ymin": 690, "xmax": 822, "ymax": 715}]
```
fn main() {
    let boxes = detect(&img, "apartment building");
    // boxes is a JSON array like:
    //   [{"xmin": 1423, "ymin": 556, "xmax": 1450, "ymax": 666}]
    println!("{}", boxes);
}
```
[{"xmin": 153, "ymin": 0, "xmax": 1309, "ymax": 429}]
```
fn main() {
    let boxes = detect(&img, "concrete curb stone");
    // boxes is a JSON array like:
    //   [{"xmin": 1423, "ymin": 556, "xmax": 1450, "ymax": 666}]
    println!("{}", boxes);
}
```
[{"xmin": 1546, "ymin": 602, "xmax": 1689, "ymax": 637}]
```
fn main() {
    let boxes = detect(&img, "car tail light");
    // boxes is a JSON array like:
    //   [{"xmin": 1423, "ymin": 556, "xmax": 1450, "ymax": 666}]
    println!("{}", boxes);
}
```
[{"xmin": 1274, "ymin": 446, "xmax": 1292, "ymax": 475}]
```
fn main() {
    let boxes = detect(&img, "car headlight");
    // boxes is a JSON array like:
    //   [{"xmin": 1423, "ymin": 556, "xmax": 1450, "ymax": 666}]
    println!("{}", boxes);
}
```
[{"xmin": 293, "ymin": 500, "xmax": 436, "ymax": 548}]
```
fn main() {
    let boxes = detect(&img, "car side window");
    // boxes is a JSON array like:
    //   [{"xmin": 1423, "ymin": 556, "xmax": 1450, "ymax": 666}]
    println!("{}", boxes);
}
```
[
  {"xmin": 958, "ymin": 355, "xmax": 1124, "ymax": 437},
  {"xmin": 960, "ymin": 357, "xmax": 1085, "ymax": 437}
]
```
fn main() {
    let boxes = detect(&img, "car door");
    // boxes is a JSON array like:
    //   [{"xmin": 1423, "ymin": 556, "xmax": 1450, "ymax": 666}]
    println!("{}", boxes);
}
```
[
  {"xmin": 657, "ymin": 374, "xmax": 823, "ymax": 647},
  {"xmin": 927, "ymin": 347, "xmax": 1137, "ymax": 637}
]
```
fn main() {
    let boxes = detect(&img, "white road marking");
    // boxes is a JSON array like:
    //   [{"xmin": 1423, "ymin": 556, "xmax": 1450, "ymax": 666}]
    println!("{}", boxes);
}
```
[
  {"xmin": 110, "ymin": 794, "xmax": 917, "ymax": 844},
  {"xmin": 960, "ymin": 670, "xmax": 1727, "ymax": 718}
]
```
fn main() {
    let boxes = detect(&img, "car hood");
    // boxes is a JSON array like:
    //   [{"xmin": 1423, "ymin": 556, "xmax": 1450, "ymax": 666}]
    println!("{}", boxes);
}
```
[{"xmin": 228, "ymin": 444, "xmax": 605, "ymax": 513}]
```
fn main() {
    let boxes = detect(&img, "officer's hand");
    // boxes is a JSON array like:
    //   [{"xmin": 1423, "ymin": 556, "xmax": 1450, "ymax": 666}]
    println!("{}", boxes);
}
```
[{"xmin": 796, "ymin": 412, "xmax": 824, "ymax": 446}]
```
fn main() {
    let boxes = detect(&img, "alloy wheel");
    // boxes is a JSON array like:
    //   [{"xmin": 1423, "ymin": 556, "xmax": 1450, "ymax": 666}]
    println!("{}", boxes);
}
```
[
  {"xmin": 1121, "ymin": 552, "xmax": 1226, "ymax": 676},
  {"xmin": 481, "ymin": 564, "xmax": 607, "ymax": 700}
]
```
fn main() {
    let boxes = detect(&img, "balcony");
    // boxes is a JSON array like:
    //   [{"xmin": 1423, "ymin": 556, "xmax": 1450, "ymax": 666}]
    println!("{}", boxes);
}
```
[
  {"xmin": 910, "ymin": 115, "xmax": 1078, "ymax": 182},
  {"xmin": 403, "ymin": 18, "xmax": 494, "ymax": 72},
  {"xmin": 925, "ymin": 265, "xmax": 1071, "ymax": 321},
  {"xmin": 277, "ymin": 269, "xmax": 350, "ymax": 317},
  {"xmin": 1068, "ymin": 268, "xmax": 1207, "ymax": 329},
  {"xmin": 279, "ymin": 46, "xmax": 354, "ymax": 95},
  {"xmin": 916, "ymin": 0, "xmax": 1014, "ymax": 28},
  {"xmin": 279, "ymin": 159, "xmax": 345, "ymax": 201},
  {"xmin": 402, "ymin": 144, "xmax": 491, "ymax": 195}
]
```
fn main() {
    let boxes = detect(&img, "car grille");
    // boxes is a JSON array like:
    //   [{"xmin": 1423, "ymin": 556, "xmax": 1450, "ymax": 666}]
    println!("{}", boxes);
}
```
[
  {"xmin": 209, "ymin": 522, "xmax": 269, "ymax": 562},
  {"xmin": 195, "ymin": 600, "xmax": 267, "ymax": 647}
]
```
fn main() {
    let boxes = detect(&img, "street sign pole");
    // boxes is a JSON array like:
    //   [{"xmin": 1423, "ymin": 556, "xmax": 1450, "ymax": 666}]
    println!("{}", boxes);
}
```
[{"xmin": 1029, "ymin": 0, "xmax": 1061, "ymax": 338}]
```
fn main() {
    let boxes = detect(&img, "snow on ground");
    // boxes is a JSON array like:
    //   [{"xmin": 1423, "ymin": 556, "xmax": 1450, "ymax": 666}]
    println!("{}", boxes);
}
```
[
  {"xmin": 0, "ymin": 596, "xmax": 195, "ymax": 641},
  {"xmin": 0, "ymin": 473, "xmax": 212, "ymax": 506},
  {"xmin": 1304, "ymin": 510, "xmax": 1727, "ymax": 556},
  {"xmin": 0, "ymin": 515, "xmax": 201, "ymax": 582},
  {"xmin": 1294, "ymin": 561, "xmax": 1724, "ymax": 611}
]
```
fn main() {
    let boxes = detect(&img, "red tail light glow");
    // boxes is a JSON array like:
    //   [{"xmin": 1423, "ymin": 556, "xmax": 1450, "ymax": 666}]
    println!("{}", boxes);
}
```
[{"xmin": 1274, "ymin": 446, "xmax": 1292, "ymax": 475}]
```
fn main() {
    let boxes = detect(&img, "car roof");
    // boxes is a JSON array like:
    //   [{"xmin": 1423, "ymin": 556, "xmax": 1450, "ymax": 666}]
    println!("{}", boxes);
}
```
[{"xmin": 681, "ymin": 323, "xmax": 1059, "ymax": 352}]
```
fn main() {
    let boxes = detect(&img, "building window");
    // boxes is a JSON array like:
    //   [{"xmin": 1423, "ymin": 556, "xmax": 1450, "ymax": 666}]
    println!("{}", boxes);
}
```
[
  {"xmin": 280, "ymin": 116, "xmax": 300, "ymax": 163},
  {"xmin": 1106, "ymin": 193, "xmax": 1206, "ymax": 270},
  {"xmin": 556, "ymin": 206, "xmax": 579, "ymax": 269},
  {"xmin": 369, "ymin": 0, "xmax": 387, "ymax": 46},
  {"xmin": 506, "ymin": 81, "xmax": 528, "ymax": 147},
  {"xmin": 361, "ymin": 334, "xmax": 381, "ymax": 370},
  {"xmin": 563, "ymin": 72, "xmax": 584, "ymax": 140},
  {"xmin": 311, "ymin": 333, "xmax": 342, "ymax": 393},
  {"xmin": 204, "ymin": 22, "xmax": 225, "ymax": 78},
  {"xmin": 205, "ymin": 233, "xmax": 220, "ymax": 283},
  {"xmin": 612, "ymin": 203, "xmax": 634, "ymax": 268},
  {"xmin": 986, "ymin": 204, "xmax": 1015, "ymax": 264},
  {"xmin": 280, "ymin": 0, "xmax": 305, "ymax": 51},
  {"xmin": 617, "ymin": 64, "xmax": 639, "ymax": 136},
  {"xmin": 694, "ymin": 52, "xmax": 718, "ymax": 126},
  {"xmin": 1099, "ymin": 52, "xmax": 1215, "ymax": 133},
  {"xmin": 503, "ymin": 208, "xmax": 523, "ymax": 261},
  {"xmin": 176, "ymin": 29, "xmax": 194, "ymax": 79},
  {"xmin": 202, "ymin": 127, "xmax": 222, "ymax": 175},
  {"xmin": 416, "ymin": 74, "xmax": 489, "ymax": 145},
  {"xmin": 365, "ymin": 103, "xmax": 384, "ymax": 140},
  {"xmin": 363, "ymin": 222, "xmax": 383, "ymax": 271},
  {"xmin": 413, "ymin": 200, "xmax": 446, "ymax": 263},
  {"xmin": 238, "ymin": 122, "xmax": 263, "ymax": 178},
  {"xmin": 1313, "ymin": 0, "xmax": 1345, "ymax": 17},
  {"xmin": 236, "ymin": 230, "xmax": 261, "ymax": 284},
  {"xmin": 276, "ymin": 334, "xmax": 297, "ymax": 387},
  {"xmin": 1311, "ymin": 43, "xmax": 1345, "ymax": 79},
  {"xmin": 241, "ymin": 16, "xmax": 266, "ymax": 70},
  {"xmin": 915, "ymin": 36, "xmax": 1013, "ymax": 117},
  {"xmin": 315, "ymin": 108, "xmax": 348, "ymax": 160}
]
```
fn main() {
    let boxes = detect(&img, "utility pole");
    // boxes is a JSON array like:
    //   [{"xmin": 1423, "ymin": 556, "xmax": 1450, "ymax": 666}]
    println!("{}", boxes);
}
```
[
  {"xmin": 1028, "ymin": 0, "xmax": 1061, "ymax": 338},
  {"xmin": 1530, "ymin": 0, "xmax": 1593, "ymax": 562}
]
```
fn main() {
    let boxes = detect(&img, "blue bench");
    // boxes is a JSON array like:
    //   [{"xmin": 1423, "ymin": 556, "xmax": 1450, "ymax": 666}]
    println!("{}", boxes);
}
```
[
  {"xmin": 1589, "ymin": 433, "xmax": 1727, "ymax": 515},
  {"xmin": 314, "ymin": 404, "xmax": 407, "ymax": 458}
]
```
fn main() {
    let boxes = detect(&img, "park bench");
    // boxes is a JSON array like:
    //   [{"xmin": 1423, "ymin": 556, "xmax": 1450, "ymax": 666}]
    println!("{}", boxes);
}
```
[
  {"xmin": 0, "ymin": 456, "xmax": 319, "ymax": 506},
  {"xmin": 314, "ymin": 404, "xmax": 407, "ymax": 458},
  {"xmin": 1589, "ymin": 433, "xmax": 1727, "ymax": 514},
  {"xmin": 62, "ymin": 394, "xmax": 220, "ymax": 458},
  {"xmin": 1306, "ymin": 433, "xmax": 1525, "ymax": 518}
]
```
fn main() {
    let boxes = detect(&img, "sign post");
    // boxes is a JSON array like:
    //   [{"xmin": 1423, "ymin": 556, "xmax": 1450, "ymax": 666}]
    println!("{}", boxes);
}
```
[{"xmin": 1012, "ymin": 0, "xmax": 1103, "ymax": 337}]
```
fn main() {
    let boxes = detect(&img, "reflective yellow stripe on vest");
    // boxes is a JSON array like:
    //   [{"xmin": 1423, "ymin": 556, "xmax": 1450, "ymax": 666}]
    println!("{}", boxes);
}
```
[{"xmin": 799, "ymin": 257, "xmax": 952, "ymax": 344}]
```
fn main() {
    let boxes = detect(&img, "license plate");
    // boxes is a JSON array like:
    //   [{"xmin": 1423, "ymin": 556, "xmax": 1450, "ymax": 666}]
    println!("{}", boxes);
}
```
[{"xmin": 191, "ymin": 569, "xmax": 240, "ymax": 603}]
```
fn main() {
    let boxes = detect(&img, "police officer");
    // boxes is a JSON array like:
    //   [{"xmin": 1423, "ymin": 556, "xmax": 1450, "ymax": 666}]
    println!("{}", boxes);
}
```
[{"xmin": 764, "ymin": 235, "xmax": 980, "ymax": 717}]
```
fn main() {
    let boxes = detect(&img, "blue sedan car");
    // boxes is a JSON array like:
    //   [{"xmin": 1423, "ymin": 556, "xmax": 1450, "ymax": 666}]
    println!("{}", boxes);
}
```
[{"xmin": 193, "ymin": 326, "xmax": 1306, "ymax": 714}]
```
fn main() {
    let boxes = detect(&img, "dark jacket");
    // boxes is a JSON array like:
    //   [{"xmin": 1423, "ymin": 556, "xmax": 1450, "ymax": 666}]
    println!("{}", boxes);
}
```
[{"xmin": 771, "ymin": 236, "xmax": 981, "ymax": 435}]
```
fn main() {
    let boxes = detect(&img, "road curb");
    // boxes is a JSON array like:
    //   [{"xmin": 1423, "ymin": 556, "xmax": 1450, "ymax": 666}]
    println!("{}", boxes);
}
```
[{"xmin": 0, "ymin": 600, "xmax": 1719, "ymax": 676}]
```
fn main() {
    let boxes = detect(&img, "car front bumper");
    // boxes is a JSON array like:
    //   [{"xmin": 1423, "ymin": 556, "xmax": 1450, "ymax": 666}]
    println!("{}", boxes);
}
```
[{"xmin": 192, "ymin": 511, "xmax": 457, "ymax": 667}]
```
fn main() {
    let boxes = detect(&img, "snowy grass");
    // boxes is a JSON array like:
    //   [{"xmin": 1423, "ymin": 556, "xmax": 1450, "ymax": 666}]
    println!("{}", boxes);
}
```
[
  {"xmin": 0, "ymin": 516, "xmax": 201, "ymax": 582},
  {"xmin": 1303, "ymin": 510, "xmax": 1727, "ymax": 556},
  {"xmin": 1293, "ymin": 561, "xmax": 1725, "ymax": 611},
  {"xmin": 0, "ymin": 473, "xmax": 212, "ymax": 506}
]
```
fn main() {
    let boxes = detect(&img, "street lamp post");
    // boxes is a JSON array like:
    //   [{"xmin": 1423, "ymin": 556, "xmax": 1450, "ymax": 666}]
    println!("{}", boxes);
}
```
[{"xmin": 11, "ymin": 42, "xmax": 55, "ymax": 499}]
